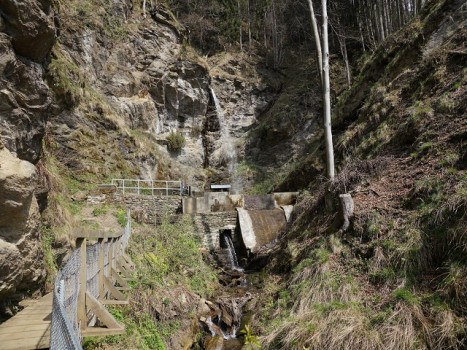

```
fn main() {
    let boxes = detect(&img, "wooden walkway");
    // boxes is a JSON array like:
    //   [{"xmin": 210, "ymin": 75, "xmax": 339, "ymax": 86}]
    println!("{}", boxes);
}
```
[{"xmin": 0, "ymin": 293, "xmax": 52, "ymax": 350}]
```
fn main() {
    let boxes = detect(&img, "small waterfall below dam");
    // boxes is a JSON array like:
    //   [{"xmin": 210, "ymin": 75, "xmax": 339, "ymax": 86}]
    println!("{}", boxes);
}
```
[
  {"xmin": 219, "ymin": 231, "xmax": 242, "ymax": 272},
  {"xmin": 210, "ymin": 87, "xmax": 241, "ymax": 194}
]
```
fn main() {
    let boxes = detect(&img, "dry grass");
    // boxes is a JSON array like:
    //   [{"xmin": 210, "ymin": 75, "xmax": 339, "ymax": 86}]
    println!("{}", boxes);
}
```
[
  {"xmin": 263, "ymin": 307, "xmax": 382, "ymax": 350},
  {"xmin": 432, "ymin": 309, "xmax": 466, "ymax": 349},
  {"xmin": 263, "ymin": 287, "xmax": 466, "ymax": 350},
  {"xmin": 440, "ymin": 262, "xmax": 467, "ymax": 310},
  {"xmin": 379, "ymin": 302, "xmax": 430, "ymax": 350}
]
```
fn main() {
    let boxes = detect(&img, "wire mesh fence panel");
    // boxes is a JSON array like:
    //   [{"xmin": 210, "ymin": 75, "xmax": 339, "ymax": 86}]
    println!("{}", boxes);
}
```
[
  {"xmin": 50, "ymin": 211, "xmax": 132, "ymax": 349},
  {"xmin": 50, "ymin": 248, "xmax": 83, "ymax": 350}
]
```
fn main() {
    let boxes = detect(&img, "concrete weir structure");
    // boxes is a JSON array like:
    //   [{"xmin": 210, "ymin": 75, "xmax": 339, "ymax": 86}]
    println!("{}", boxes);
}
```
[
  {"xmin": 183, "ymin": 191, "xmax": 298, "ymax": 253},
  {"xmin": 237, "ymin": 208, "xmax": 287, "ymax": 252}
]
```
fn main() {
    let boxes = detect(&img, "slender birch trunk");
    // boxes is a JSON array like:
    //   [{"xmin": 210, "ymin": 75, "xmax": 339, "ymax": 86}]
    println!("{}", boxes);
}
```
[
  {"xmin": 307, "ymin": 0, "xmax": 323, "ymax": 86},
  {"xmin": 321, "ymin": 0, "xmax": 335, "ymax": 181},
  {"xmin": 238, "ymin": 0, "xmax": 243, "ymax": 51}
]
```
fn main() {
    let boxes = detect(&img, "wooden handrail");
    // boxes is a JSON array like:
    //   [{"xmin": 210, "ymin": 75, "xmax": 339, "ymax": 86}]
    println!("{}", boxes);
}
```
[
  {"xmin": 72, "ymin": 227, "xmax": 124, "ymax": 240},
  {"xmin": 75, "ymin": 215, "xmax": 134, "ymax": 337}
]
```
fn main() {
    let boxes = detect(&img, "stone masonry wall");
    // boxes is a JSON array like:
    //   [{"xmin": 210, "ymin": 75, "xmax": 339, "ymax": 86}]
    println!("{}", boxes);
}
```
[
  {"xmin": 108, "ymin": 193, "xmax": 238, "ymax": 250},
  {"xmin": 110, "ymin": 194, "xmax": 182, "ymax": 224},
  {"xmin": 106, "ymin": 193, "xmax": 239, "ymax": 250},
  {"xmin": 188, "ymin": 212, "xmax": 238, "ymax": 250}
]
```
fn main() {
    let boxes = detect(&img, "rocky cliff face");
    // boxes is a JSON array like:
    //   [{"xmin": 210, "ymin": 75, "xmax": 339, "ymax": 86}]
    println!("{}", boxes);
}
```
[
  {"xmin": 0, "ymin": 0, "xmax": 56, "ymax": 304},
  {"xmin": 47, "ymin": 2, "xmax": 276, "ymax": 190},
  {"xmin": 0, "ymin": 0, "xmax": 278, "ymax": 304},
  {"xmin": 0, "ymin": 0, "xmax": 55, "ymax": 162}
]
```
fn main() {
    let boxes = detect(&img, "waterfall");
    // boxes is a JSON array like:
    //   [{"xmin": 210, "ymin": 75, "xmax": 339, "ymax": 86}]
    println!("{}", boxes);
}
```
[
  {"xmin": 220, "ymin": 232, "xmax": 242, "ymax": 271},
  {"xmin": 210, "ymin": 87, "xmax": 241, "ymax": 194}
]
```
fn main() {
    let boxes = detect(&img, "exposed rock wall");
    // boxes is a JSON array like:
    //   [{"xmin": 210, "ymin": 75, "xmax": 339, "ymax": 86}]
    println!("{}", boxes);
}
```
[
  {"xmin": 48, "ymin": 2, "xmax": 277, "ymax": 189},
  {"xmin": 0, "ymin": 0, "xmax": 56, "ymax": 302},
  {"xmin": 48, "ymin": 5, "xmax": 211, "ymax": 182},
  {"xmin": 0, "ymin": 0, "xmax": 55, "ymax": 162}
]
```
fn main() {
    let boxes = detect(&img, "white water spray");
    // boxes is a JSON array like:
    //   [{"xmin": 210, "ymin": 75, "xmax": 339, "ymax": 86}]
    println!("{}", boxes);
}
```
[
  {"xmin": 220, "ymin": 232, "xmax": 242, "ymax": 272},
  {"xmin": 210, "ymin": 87, "xmax": 242, "ymax": 194}
]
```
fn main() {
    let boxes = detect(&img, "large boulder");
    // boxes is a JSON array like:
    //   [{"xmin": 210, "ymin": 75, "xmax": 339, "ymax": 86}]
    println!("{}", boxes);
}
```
[{"xmin": 0, "ymin": 146, "xmax": 45, "ymax": 298}]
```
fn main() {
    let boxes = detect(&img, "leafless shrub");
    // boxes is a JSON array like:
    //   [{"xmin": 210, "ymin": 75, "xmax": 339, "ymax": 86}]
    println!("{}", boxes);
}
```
[{"xmin": 333, "ymin": 157, "xmax": 389, "ymax": 194}]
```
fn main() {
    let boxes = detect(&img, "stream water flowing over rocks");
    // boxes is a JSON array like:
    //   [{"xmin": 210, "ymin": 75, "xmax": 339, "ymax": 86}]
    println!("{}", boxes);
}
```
[{"xmin": 197, "ymin": 256, "xmax": 252, "ymax": 350}]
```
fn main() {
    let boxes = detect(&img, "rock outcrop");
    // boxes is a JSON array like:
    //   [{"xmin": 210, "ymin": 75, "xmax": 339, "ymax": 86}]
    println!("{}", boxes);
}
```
[
  {"xmin": 0, "ymin": 0, "xmax": 56, "ymax": 302},
  {"xmin": 0, "ymin": 33, "xmax": 53, "ymax": 163},
  {"xmin": 0, "ymin": 0, "xmax": 56, "ymax": 62},
  {"xmin": 0, "ymin": 146, "xmax": 45, "ymax": 298}
]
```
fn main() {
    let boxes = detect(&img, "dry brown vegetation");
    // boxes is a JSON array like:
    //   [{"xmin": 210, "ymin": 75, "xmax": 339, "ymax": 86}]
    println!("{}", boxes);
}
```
[{"xmin": 254, "ymin": 0, "xmax": 467, "ymax": 348}]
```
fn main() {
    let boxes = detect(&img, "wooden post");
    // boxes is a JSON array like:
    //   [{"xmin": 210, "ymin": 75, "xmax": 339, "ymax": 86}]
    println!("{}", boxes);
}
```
[
  {"xmin": 166, "ymin": 181, "xmax": 168, "ymax": 196},
  {"xmin": 108, "ymin": 238, "xmax": 114, "ymax": 280},
  {"xmin": 339, "ymin": 193, "xmax": 354, "ymax": 232},
  {"xmin": 77, "ymin": 237, "xmax": 87, "ymax": 330},
  {"xmin": 98, "ymin": 238, "xmax": 105, "ymax": 299},
  {"xmin": 122, "ymin": 179, "xmax": 125, "ymax": 195}
]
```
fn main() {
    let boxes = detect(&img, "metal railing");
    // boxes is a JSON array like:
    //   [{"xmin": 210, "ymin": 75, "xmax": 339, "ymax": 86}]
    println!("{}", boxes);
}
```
[
  {"xmin": 50, "ymin": 212, "xmax": 134, "ymax": 349},
  {"xmin": 111, "ymin": 179, "xmax": 189, "ymax": 196}
]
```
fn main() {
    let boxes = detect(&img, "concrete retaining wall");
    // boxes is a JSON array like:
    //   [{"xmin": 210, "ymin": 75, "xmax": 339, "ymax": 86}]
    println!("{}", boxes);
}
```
[
  {"xmin": 237, "ymin": 208, "xmax": 286, "ymax": 252},
  {"xmin": 183, "ymin": 192, "xmax": 298, "ymax": 214}
]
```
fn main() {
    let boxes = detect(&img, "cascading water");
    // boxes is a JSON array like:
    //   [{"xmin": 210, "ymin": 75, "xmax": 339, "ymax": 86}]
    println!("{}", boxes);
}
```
[
  {"xmin": 220, "ymin": 232, "xmax": 242, "ymax": 271},
  {"xmin": 210, "ymin": 87, "xmax": 242, "ymax": 194}
]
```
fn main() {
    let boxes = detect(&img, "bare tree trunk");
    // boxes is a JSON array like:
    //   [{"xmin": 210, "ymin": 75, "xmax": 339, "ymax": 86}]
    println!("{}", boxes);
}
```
[
  {"xmin": 143, "ymin": 0, "xmax": 147, "ymax": 18},
  {"xmin": 358, "ymin": 17, "xmax": 366, "ymax": 52},
  {"xmin": 307, "ymin": 0, "xmax": 323, "ymax": 86},
  {"xmin": 335, "ymin": 16, "xmax": 351, "ymax": 87},
  {"xmin": 238, "ymin": 0, "xmax": 243, "ymax": 51},
  {"xmin": 321, "ymin": 0, "xmax": 335, "ymax": 181},
  {"xmin": 341, "ymin": 37, "xmax": 351, "ymax": 87},
  {"xmin": 247, "ymin": 0, "xmax": 252, "ymax": 50}
]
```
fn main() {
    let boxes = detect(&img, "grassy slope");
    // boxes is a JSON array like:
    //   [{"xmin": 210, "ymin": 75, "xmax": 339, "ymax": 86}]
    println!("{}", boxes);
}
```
[
  {"xmin": 83, "ymin": 218, "xmax": 219, "ymax": 350},
  {"xmin": 254, "ymin": 0, "xmax": 467, "ymax": 348}
]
